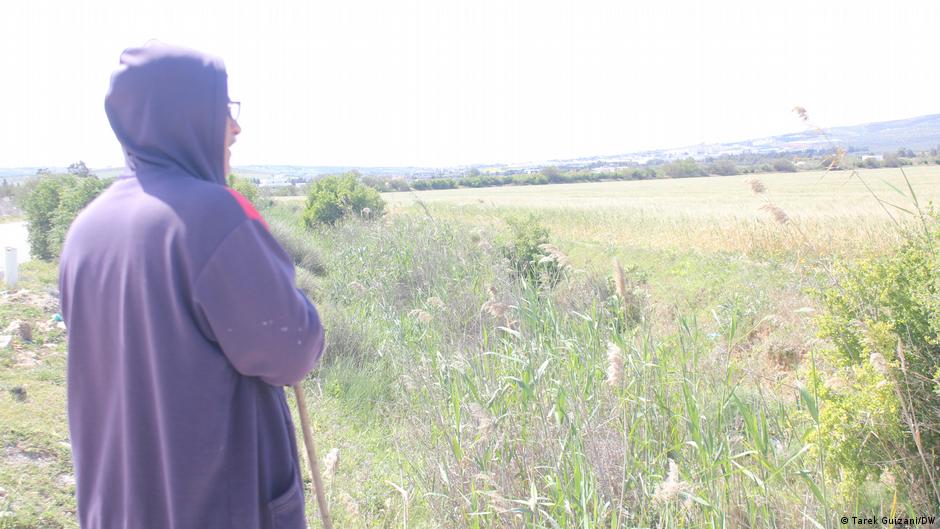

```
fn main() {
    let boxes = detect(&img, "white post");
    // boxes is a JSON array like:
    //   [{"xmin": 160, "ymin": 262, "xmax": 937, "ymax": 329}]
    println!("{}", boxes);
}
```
[{"xmin": 4, "ymin": 247, "xmax": 17, "ymax": 289}]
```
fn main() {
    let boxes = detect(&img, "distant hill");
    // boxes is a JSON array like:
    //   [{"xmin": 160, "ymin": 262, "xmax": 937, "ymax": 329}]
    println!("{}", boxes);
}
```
[
  {"xmin": 758, "ymin": 113, "xmax": 940, "ymax": 153},
  {"xmin": 515, "ymin": 113, "xmax": 940, "ymax": 170},
  {"xmin": 3, "ymin": 113, "xmax": 939, "ymax": 180},
  {"xmin": 234, "ymin": 165, "xmax": 430, "ymax": 178}
]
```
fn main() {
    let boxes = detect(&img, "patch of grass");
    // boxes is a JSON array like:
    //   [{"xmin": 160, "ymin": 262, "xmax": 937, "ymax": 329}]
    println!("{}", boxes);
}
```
[{"xmin": 0, "ymin": 260, "xmax": 74, "ymax": 528}]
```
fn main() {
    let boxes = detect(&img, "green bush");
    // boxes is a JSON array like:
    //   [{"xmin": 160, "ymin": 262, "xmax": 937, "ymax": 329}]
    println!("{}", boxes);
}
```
[
  {"xmin": 809, "ymin": 218, "xmax": 940, "ymax": 502},
  {"xmin": 541, "ymin": 166, "xmax": 563, "ymax": 183},
  {"xmin": 663, "ymin": 158, "xmax": 706, "ymax": 178},
  {"xmin": 387, "ymin": 179, "xmax": 411, "ymax": 192},
  {"xmin": 429, "ymin": 178, "xmax": 457, "ymax": 190},
  {"xmin": 359, "ymin": 175, "xmax": 388, "ymax": 192},
  {"xmin": 511, "ymin": 173, "xmax": 548, "ymax": 186},
  {"xmin": 631, "ymin": 168, "xmax": 658, "ymax": 179},
  {"xmin": 411, "ymin": 179, "xmax": 432, "ymax": 191},
  {"xmin": 23, "ymin": 175, "xmax": 111, "ymax": 260},
  {"xmin": 227, "ymin": 174, "xmax": 263, "ymax": 207},
  {"xmin": 708, "ymin": 159, "xmax": 739, "ymax": 176},
  {"xmin": 498, "ymin": 215, "xmax": 563, "ymax": 285},
  {"xmin": 772, "ymin": 159, "xmax": 798, "ymax": 172},
  {"xmin": 302, "ymin": 172, "xmax": 385, "ymax": 227}
]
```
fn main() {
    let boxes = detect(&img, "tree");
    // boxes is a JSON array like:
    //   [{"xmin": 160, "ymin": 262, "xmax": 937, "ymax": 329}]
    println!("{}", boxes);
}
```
[
  {"xmin": 387, "ymin": 179, "xmax": 410, "ymax": 192},
  {"xmin": 67, "ymin": 161, "xmax": 92, "ymax": 178},
  {"xmin": 708, "ymin": 159, "xmax": 738, "ymax": 176},
  {"xmin": 227, "ymin": 174, "xmax": 261, "ymax": 206},
  {"xmin": 359, "ymin": 175, "xmax": 387, "ymax": 192},
  {"xmin": 541, "ymin": 166, "xmax": 563, "ymax": 183},
  {"xmin": 663, "ymin": 158, "xmax": 706, "ymax": 178},
  {"xmin": 23, "ymin": 175, "xmax": 111, "ymax": 260},
  {"xmin": 772, "ymin": 159, "xmax": 798, "ymax": 173},
  {"xmin": 882, "ymin": 153, "xmax": 901, "ymax": 168}
]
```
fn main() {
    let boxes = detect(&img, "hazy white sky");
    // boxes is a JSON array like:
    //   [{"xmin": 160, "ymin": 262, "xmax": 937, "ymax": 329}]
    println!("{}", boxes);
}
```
[{"xmin": 2, "ymin": 0, "xmax": 939, "ymax": 168}]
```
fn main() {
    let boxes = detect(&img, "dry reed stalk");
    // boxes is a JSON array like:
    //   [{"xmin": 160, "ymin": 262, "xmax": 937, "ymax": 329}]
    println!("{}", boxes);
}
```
[
  {"xmin": 894, "ymin": 339, "xmax": 940, "ymax": 503},
  {"xmin": 323, "ymin": 447, "xmax": 340, "ymax": 477},
  {"xmin": 481, "ymin": 300, "xmax": 509, "ymax": 320},
  {"xmin": 537, "ymin": 243, "xmax": 572, "ymax": 268},
  {"xmin": 760, "ymin": 203, "xmax": 790, "ymax": 225},
  {"xmin": 747, "ymin": 178, "xmax": 766, "ymax": 195},
  {"xmin": 826, "ymin": 147, "xmax": 847, "ymax": 171},
  {"xmin": 427, "ymin": 296, "xmax": 445, "ymax": 310},
  {"xmin": 792, "ymin": 106, "xmax": 809, "ymax": 122},
  {"xmin": 409, "ymin": 309, "xmax": 432, "ymax": 323},
  {"xmin": 869, "ymin": 352, "xmax": 889, "ymax": 377},
  {"xmin": 605, "ymin": 342, "xmax": 624, "ymax": 388},
  {"xmin": 340, "ymin": 493, "xmax": 361, "ymax": 520},
  {"xmin": 652, "ymin": 459, "xmax": 692, "ymax": 506},
  {"xmin": 613, "ymin": 259, "xmax": 627, "ymax": 305},
  {"xmin": 468, "ymin": 402, "xmax": 495, "ymax": 436}
]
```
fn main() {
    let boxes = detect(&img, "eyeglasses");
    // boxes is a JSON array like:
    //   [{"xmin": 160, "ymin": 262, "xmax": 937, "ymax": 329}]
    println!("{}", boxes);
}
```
[{"xmin": 227, "ymin": 101, "xmax": 241, "ymax": 121}]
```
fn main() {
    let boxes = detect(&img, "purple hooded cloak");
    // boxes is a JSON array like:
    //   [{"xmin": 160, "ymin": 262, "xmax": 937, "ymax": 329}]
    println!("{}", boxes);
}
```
[{"xmin": 58, "ymin": 42, "xmax": 324, "ymax": 529}]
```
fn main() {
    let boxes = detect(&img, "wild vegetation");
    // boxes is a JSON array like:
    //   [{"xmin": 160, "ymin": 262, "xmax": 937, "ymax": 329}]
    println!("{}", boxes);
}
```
[
  {"xmin": 22, "ymin": 174, "xmax": 112, "ymax": 260},
  {"xmin": 2, "ymin": 164, "xmax": 940, "ymax": 527}
]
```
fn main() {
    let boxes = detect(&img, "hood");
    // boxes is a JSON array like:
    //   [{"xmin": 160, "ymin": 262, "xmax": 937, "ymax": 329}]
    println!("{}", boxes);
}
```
[{"xmin": 105, "ymin": 42, "xmax": 229, "ymax": 185}]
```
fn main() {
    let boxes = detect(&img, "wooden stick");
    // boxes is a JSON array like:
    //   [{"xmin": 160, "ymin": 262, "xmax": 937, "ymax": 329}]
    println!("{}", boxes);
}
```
[{"xmin": 292, "ymin": 383, "xmax": 333, "ymax": 529}]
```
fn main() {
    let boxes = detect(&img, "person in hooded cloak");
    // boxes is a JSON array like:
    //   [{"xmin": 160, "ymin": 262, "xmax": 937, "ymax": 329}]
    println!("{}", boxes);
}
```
[{"xmin": 58, "ymin": 41, "xmax": 324, "ymax": 529}]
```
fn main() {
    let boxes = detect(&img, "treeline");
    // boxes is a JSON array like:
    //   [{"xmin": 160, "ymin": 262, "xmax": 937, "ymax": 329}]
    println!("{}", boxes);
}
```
[
  {"xmin": 339, "ymin": 145, "xmax": 940, "ymax": 194},
  {"xmin": 355, "ymin": 166, "xmax": 659, "ymax": 193},
  {"xmin": 1, "ymin": 162, "xmax": 98, "ymax": 217}
]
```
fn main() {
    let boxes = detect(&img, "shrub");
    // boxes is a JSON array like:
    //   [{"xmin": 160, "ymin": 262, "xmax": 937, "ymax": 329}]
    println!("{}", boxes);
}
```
[
  {"xmin": 882, "ymin": 153, "xmax": 905, "ymax": 168},
  {"xmin": 772, "ymin": 159, "xmax": 798, "ymax": 172},
  {"xmin": 387, "ymin": 178, "xmax": 411, "ymax": 192},
  {"xmin": 429, "ymin": 178, "xmax": 456, "ymax": 190},
  {"xmin": 498, "ymin": 215, "xmax": 562, "ymax": 285},
  {"xmin": 302, "ymin": 172, "xmax": 385, "ymax": 227},
  {"xmin": 227, "ymin": 174, "xmax": 265, "ymax": 207},
  {"xmin": 360, "ymin": 175, "xmax": 387, "ymax": 192},
  {"xmin": 663, "ymin": 158, "xmax": 706, "ymax": 178},
  {"xmin": 511, "ymin": 173, "xmax": 548, "ymax": 186},
  {"xmin": 23, "ymin": 175, "xmax": 111, "ymax": 260},
  {"xmin": 708, "ymin": 159, "xmax": 739, "ymax": 176},
  {"xmin": 809, "ymin": 218, "xmax": 940, "ymax": 503},
  {"xmin": 463, "ymin": 175, "xmax": 513, "ymax": 188},
  {"xmin": 23, "ymin": 177, "xmax": 63, "ymax": 260},
  {"xmin": 541, "ymin": 166, "xmax": 563, "ymax": 183}
]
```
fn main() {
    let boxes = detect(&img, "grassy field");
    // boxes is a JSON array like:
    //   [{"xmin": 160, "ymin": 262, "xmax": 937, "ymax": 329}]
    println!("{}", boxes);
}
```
[
  {"xmin": 378, "ymin": 167, "xmax": 940, "ymax": 215},
  {"xmin": 3, "ymin": 167, "xmax": 937, "ymax": 527},
  {"xmin": 279, "ymin": 166, "xmax": 940, "ymax": 258}
]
